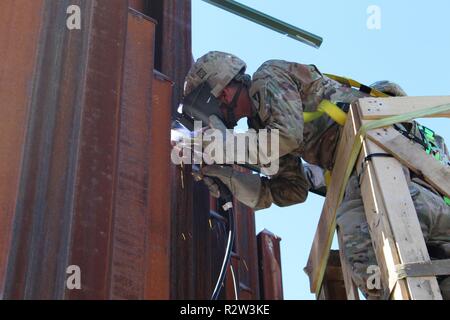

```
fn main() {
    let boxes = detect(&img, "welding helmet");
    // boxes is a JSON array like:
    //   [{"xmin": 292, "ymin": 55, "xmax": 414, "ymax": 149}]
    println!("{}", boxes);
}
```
[{"xmin": 180, "ymin": 51, "xmax": 248, "ymax": 130}]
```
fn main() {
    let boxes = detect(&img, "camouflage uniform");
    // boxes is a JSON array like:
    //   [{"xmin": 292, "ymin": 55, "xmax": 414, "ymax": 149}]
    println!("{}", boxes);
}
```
[
  {"xmin": 247, "ymin": 60, "xmax": 450, "ymax": 299},
  {"xmin": 338, "ymin": 170, "xmax": 450, "ymax": 299},
  {"xmin": 248, "ymin": 60, "xmax": 367, "ymax": 209}
]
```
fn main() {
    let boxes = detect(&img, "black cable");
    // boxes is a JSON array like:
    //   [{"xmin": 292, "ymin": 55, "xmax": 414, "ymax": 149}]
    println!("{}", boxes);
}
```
[
  {"xmin": 394, "ymin": 124, "xmax": 428, "ymax": 150},
  {"xmin": 211, "ymin": 181, "xmax": 236, "ymax": 301},
  {"xmin": 363, "ymin": 153, "xmax": 394, "ymax": 162},
  {"xmin": 357, "ymin": 153, "xmax": 394, "ymax": 182}
]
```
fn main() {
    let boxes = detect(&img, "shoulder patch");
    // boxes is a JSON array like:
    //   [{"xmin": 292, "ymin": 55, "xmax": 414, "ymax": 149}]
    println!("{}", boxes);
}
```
[{"xmin": 196, "ymin": 68, "xmax": 207, "ymax": 79}]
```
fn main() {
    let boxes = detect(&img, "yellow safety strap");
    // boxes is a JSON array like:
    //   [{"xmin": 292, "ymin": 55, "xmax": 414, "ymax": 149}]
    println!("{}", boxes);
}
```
[
  {"xmin": 324, "ymin": 170, "xmax": 332, "ymax": 188},
  {"xmin": 309, "ymin": 101, "xmax": 348, "ymax": 188},
  {"xmin": 324, "ymin": 73, "xmax": 391, "ymax": 98},
  {"xmin": 304, "ymin": 74, "xmax": 389, "ymax": 125},
  {"xmin": 304, "ymin": 100, "xmax": 348, "ymax": 125},
  {"xmin": 304, "ymin": 74, "xmax": 391, "ymax": 187}
]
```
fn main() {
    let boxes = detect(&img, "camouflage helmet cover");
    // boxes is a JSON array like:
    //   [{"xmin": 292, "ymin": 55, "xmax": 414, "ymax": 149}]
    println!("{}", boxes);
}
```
[
  {"xmin": 184, "ymin": 51, "xmax": 247, "ymax": 98},
  {"xmin": 371, "ymin": 80, "xmax": 407, "ymax": 97}
]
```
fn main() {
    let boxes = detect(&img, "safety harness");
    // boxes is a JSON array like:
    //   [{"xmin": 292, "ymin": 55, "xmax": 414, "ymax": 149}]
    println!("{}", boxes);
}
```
[
  {"xmin": 318, "ymin": 74, "xmax": 450, "ymax": 205},
  {"xmin": 303, "ymin": 74, "xmax": 390, "ymax": 125},
  {"xmin": 394, "ymin": 122, "xmax": 450, "ymax": 206},
  {"xmin": 324, "ymin": 74, "xmax": 391, "ymax": 98}
]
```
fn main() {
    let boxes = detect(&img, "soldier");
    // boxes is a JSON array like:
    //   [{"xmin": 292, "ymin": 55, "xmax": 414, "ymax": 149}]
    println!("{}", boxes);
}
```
[{"xmin": 183, "ymin": 51, "xmax": 450, "ymax": 299}]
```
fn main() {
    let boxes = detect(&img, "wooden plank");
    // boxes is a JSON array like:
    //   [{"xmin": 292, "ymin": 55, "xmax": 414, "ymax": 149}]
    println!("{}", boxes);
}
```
[
  {"xmin": 358, "ymin": 141, "xmax": 410, "ymax": 299},
  {"xmin": 359, "ymin": 96, "xmax": 450, "ymax": 120},
  {"xmin": 397, "ymin": 259, "xmax": 450, "ymax": 278},
  {"xmin": 359, "ymin": 139, "xmax": 442, "ymax": 299},
  {"xmin": 367, "ymin": 127, "xmax": 450, "ymax": 198},
  {"xmin": 337, "ymin": 229, "xmax": 360, "ymax": 300},
  {"xmin": 305, "ymin": 106, "xmax": 360, "ymax": 294},
  {"xmin": 318, "ymin": 250, "xmax": 348, "ymax": 300}
]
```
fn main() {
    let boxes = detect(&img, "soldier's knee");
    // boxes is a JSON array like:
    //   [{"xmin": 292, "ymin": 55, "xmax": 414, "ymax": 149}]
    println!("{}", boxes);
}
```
[
  {"xmin": 439, "ymin": 277, "xmax": 450, "ymax": 300},
  {"xmin": 275, "ymin": 191, "xmax": 308, "ymax": 207}
]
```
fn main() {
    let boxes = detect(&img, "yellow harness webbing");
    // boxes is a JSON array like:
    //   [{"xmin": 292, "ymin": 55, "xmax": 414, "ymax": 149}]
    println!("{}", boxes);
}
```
[{"xmin": 303, "ymin": 74, "xmax": 390, "ymax": 125}]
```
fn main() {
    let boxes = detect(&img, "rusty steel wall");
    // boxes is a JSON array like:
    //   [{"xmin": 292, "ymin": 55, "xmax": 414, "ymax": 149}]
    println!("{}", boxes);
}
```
[
  {"xmin": 144, "ymin": 0, "xmax": 284, "ymax": 301},
  {"xmin": 257, "ymin": 230, "xmax": 284, "ymax": 300},
  {"xmin": 0, "ymin": 0, "xmax": 284, "ymax": 300},
  {"xmin": 232, "ymin": 199, "xmax": 261, "ymax": 300},
  {"xmin": 64, "ymin": 2, "xmax": 129, "ymax": 299},
  {"xmin": 0, "ymin": 1, "xmax": 174, "ymax": 300},
  {"xmin": 208, "ymin": 202, "xmax": 228, "ymax": 300},
  {"xmin": 147, "ymin": 0, "xmax": 193, "ymax": 112},
  {"xmin": 146, "ymin": 0, "xmax": 209, "ymax": 300},
  {"xmin": 109, "ymin": 9, "xmax": 158, "ymax": 300},
  {"xmin": 146, "ymin": 71, "xmax": 173, "ymax": 299},
  {"xmin": 208, "ymin": 179, "xmax": 261, "ymax": 300},
  {"xmin": 129, "ymin": 0, "xmax": 146, "ymax": 12},
  {"xmin": 2, "ymin": 0, "xmax": 129, "ymax": 299},
  {"xmin": 0, "ymin": 0, "xmax": 46, "ymax": 298},
  {"xmin": 143, "ymin": 0, "xmax": 271, "ymax": 301}
]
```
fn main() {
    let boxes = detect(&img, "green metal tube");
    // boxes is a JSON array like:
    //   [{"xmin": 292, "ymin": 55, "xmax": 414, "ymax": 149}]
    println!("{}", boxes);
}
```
[{"xmin": 202, "ymin": 0, "xmax": 323, "ymax": 48}]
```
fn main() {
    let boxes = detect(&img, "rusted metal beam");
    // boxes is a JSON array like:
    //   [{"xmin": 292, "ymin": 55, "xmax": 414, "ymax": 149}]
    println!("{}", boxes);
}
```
[
  {"xmin": 145, "ymin": 70, "xmax": 173, "ymax": 300},
  {"xmin": 0, "ymin": 0, "xmax": 46, "ymax": 299},
  {"xmin": 0, "ymin": 0, "xmax": 281, "ymax": 302},
  {"xmin": 209, "ymin": 201, "xmax": 228, "ymax": 300},
  {"xmin": 193, "ymin": 183, "xmax": 214, "ymax": 299},
  {"xmin": 147, "ymin": 0, "xmax": 193, "ymax": 114},
  {"xmin": 146, "ymin": 0, "xmax": 210, "ymax": 300},
  {"xmin": 257, "ymin": 230, "xmax": 284, "ymax": 300},
  {"xmin": 129, "ymin": 0, "xmax": 147, "ymax": 12},
  {"xmin": 170, "ymin": 163, "xmax": 194, "ymax": 299},
  {"xmin": 64, "ymin": 0, "xmax": 129, "ymax": 300},
  {"xmin": 207, "ymin": 174, "xmax": 261, "ymax": 301},
  {"xmin": 0, "ymin": 1, "xmax": 177, "ymax": 300},
  {"xmin": 232, "ymin": 174, "xmax": 260, "ymax": 300},
  {"xmin": 109, "ymin": 9, "xmax": 157, "ymax": 300},
  {"xmin": 2, "ymin": 0, "xmax": 129, "ymax": 300}
]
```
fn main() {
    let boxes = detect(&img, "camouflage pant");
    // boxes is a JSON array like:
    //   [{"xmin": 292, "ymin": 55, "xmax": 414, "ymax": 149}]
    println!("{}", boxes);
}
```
[{"xmin": 336, "ymin": 173, "xmax": 450, "ymax": 300}]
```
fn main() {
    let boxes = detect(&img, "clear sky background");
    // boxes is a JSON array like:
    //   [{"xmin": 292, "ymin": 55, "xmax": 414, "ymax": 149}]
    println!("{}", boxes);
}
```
[{"xmin": 192, "ymin": 0, "xmax": 450, "ymax": 300}]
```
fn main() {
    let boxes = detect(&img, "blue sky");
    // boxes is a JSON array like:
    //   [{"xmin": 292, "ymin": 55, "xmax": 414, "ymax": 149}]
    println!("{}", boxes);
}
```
[{"xmin": 192, "ymin": 0, "xmax": 450, "ymax": 300}]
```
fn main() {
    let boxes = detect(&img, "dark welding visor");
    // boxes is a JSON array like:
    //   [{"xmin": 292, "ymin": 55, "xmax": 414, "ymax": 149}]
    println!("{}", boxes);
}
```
[{"xmin": 177, "ymin": 82, "xmax": 224, "ymax": 131}]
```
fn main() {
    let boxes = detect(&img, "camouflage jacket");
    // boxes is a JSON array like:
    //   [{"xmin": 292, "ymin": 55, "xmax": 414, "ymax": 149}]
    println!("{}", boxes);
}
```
[{"xmin": 248, "ymin": 60, "xmax": 449, "ymax": 210}]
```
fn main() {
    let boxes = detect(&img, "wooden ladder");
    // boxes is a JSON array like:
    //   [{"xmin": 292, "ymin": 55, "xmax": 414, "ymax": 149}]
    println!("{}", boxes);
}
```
[{"xmin": 305, "ymin": 96, "xmax": 450, "ymax": 300}]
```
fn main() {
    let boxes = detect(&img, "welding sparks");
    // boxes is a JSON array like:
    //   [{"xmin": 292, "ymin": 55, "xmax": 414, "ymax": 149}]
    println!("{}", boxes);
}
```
[
  {"xmin": 170, "ymin": 119, "xmax": 203, "ymax": 145},
  {"xmin": 170, "ymin": 122, "xmax": 192, "ymax": 145},
  {"xmin": 171, "ymin": 119, "xmax": 208, "ymax": 165}
]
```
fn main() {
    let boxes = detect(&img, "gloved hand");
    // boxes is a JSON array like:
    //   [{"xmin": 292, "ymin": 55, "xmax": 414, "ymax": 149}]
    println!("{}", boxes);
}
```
[
  {"xmin": 202, "ymin": 114, "xmax": 228, "ymax": 146},
  {"xmin": 202, "ymin": 115, "xmax": 237, "ymax": 165},
  {"xmin": 201, "ymin": 165, "xmax": 262, "ymax": 209},
  {"xmin": 208, "ymin": 115, "xmax": 228, "ymax": 136},
  {"xmin": 202, "ymin": 176, "xmax": 221, "ymax": 198}
]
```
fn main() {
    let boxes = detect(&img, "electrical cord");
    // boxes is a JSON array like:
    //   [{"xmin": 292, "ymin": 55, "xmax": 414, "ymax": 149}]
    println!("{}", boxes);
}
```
[
  {"xmin": 230, "ymin": 265, "xmax": 239, "ymax": 300},
  {"xmin": 211, "ymin": 180, "xmax": 236, "ymax": 301}
]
